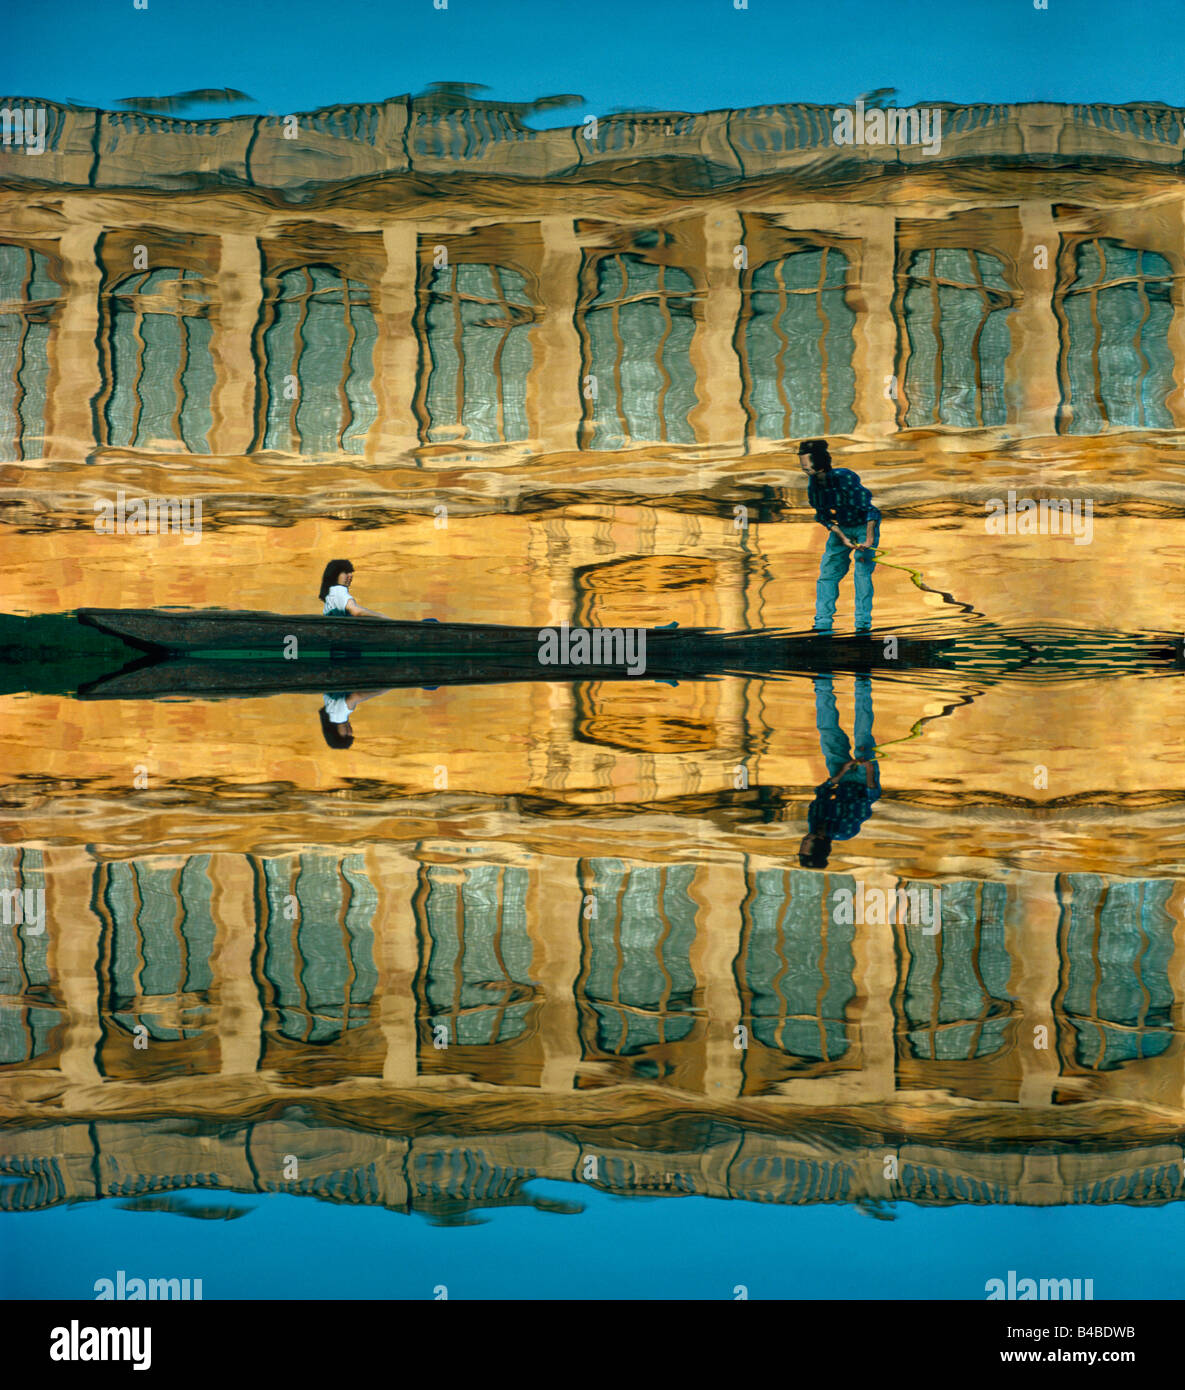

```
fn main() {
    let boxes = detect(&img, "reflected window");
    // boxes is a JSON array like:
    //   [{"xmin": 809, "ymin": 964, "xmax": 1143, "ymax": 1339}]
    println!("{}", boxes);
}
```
[
  {"xmin": 579, "ymin": 253, "xmax": 697, "ymax": 449},
  {"xmin": 898, "ymin": 882, "xmax": 1012, "ymax": 1060},
  {"xmin": 260, "ymin": 854, "xmax": 379, "ymax": 1044},
  {"xmin": 103, "ymin": 856, "xmax": 216, "ymax": 1043},
  {"xmin": 899, "ymin": 248, "xmax": 1015, "ymax": 427},
  {"xmin": 102, "ymin": 266, "xmax": 214, "ymax": 452},
  {"xmin": 259, "ymin": 264, "xmax": 377, "ymax": 454},
  {"xmin": 420, "ymin": 262, "xmax": 534, "ymax": 443},
  {"xmin": 740, "ymin": 245, "xmax": 856, "ymax": 440},
  {"xmin": 0, "ymin": 244, "xmax": 59, "ymax": 461},
  {"xmin": 0, "ymin": 848, "xmax": 60, "ymax": 1065},
  {"xmin": 1058, "ymin": 876, "xmax": 1174, "ymax": 1070},
  {"xmin": 579, "ymin": 860, "xmax": 697, "ymax": 1056},
  {"xmin": 1058, "ymin": 239, "xmax": 1174, "ymax": 432},
  {"xmin": 420, "ymin": 863, "xmax": 535, "ymax": 1046},
  {"xmin": 739, "ymin": 869, "xmax": 856, "ymax": 1062}
]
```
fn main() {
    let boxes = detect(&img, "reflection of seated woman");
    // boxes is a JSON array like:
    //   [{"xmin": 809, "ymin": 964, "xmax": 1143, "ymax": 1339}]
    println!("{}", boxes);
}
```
[
  {"xmin": 319, "ymin": 689, "xmax": 390, "ymax": 749},
  {"xmin": 319, "ymin": 559, "xmax": 389, "ymax": 618}
]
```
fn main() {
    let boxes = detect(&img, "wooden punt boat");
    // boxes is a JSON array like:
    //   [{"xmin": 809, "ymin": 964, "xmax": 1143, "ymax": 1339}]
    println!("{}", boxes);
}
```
[
  {"xmin": 76, "ymin": 607, "xmax": 601, "ymax": 656},
  {"xmin": 76, "ymin": 607, "xmax": 955, "ymax": 663}
]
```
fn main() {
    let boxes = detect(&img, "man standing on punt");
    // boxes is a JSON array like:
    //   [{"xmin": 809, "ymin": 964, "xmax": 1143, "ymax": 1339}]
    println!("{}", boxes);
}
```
[{"xmin": 798, "ymin": 438, "xmax": 881, "ymax": 633}]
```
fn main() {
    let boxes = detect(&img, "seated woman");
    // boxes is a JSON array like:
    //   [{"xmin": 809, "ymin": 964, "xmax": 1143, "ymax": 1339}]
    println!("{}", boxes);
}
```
[{"xmin": 318, "ymin": 559, "xmax": 389, "ymax": 618}]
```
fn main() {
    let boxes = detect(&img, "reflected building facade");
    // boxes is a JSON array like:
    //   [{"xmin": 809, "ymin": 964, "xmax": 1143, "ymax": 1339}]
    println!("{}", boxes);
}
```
[
  {"xmin": 4, "ymin": 94, "xmax": 1185, "ymax": 1239},
  {"xmin": 3, "ymin": 842, "xmax": 1184, "ymax": 1217},
  {"xmin": 3, "ymin": 97, "xmax": 1185, "ymax": 466}
]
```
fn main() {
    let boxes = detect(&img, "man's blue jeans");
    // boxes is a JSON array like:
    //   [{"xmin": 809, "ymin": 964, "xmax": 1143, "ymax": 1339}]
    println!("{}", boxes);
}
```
[
  {"xmin": 814, "ymin": 511, "xmax": 881, "ymax": 633},
  {"xmin": 814, "ymin": 673, "xmax": 877, "ymax": 777}
]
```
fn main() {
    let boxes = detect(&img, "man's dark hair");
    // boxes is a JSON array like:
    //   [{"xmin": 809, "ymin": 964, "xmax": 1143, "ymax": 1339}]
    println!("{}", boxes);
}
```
[
  {"xmin": 798, "ymin": 833, "xmax": 832, "ymax": 869},
  {"xmin": 798, "ymin": 438, "xmax": 832, "ymax": 471}
]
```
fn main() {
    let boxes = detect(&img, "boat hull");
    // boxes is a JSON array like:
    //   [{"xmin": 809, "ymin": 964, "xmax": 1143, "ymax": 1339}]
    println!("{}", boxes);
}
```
[{"xmin": 76, "ymin": 608, "xmax": 592, "ymax": 655}]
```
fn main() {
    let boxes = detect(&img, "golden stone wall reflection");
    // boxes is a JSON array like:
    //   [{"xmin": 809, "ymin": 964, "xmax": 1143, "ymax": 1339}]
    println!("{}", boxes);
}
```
[{"xmin": 3, "ymin": 107, "xmax": 1185, "ymax": 1223}]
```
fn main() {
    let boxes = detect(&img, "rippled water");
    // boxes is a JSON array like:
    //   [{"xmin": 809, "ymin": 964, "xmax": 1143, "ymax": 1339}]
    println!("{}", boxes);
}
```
[{"xmin": 3, "ymin": 161, "xmax": 1185, "ymax": 1300}]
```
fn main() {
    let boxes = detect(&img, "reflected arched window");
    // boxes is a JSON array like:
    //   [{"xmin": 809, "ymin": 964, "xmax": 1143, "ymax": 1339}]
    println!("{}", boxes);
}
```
[
  {"xmin": 0, "ymin": 847, "xmax": 60, "ymax": 1066},
  {"xmin": 420, "ymin": 262, "xmax": 534, "ymax": 444},
  {"xmin": 259, "ymin": 265, "xmax": 377, "ymax": 455},
  {"xmin": 259, "ymin": 853, "xmax": 379, "ymax": 1045},
  {"xmin": 420, "ymin": 864, "xmax": 535, "ymax": 1046},
  {"xmin": 898, "ymin": 882, "xmax": 1012, "ymax": 1061},
  {"xmin": 101, "ymin": 857, "xmax": 216, "ymax": 1046},
  {"xmin": 580, "ymin": 254, "xmax": 697, "ymax": 449},
  {"xmin": 1057, "ymin": 876, "xmax": 1174, "ymax": 1071},
  {"xmin": 579, "ymin": 860, "xmax": 697, "ymax": 1057},
  {"xmin": 739, "ymin": 868, "xmax": 856, "ymax": 1064},
  {"xmin": 899, "ymin": 248, "xmax": 1015, "ymax": 427},
  {"xmin": 102, "ymin": 267, "xmax": 214, "ymax": 452},
  {"xmin": 1058, "ymin": 239, "xmax": 1175, "ymax": 432},
  {"xmin": 740, "ymin": 245, "xmax": 856, "ymax": 439},
  {"xmin": 0, "ymin": 244, "xmax": 59, "ymax": 461}
]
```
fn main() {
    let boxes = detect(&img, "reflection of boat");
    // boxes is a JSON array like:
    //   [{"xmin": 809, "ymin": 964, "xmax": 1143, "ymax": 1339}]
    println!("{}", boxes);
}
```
[
  {"xmin": 75, "ymin": 643, "xmax": 950, "ymax": 700},
  {"xmin": 75, "ymin": 655, "xmax": 609, "ymax": 699}
]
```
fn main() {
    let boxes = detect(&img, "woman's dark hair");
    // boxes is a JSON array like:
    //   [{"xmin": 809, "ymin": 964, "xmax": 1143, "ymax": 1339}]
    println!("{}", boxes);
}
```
[
  {"xmin": 798, "ymin": 438, "xmax": 832, "ymax": 471},
  {"xmin": 319, "ymin": 707, "xmax": 355, "ymax": 750},
  {"xmin": 318, "ymin": 560, "xmax": 353, "ymax": 602}
]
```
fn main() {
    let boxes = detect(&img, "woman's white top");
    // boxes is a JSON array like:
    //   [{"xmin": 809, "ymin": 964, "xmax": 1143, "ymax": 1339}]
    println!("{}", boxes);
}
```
[
  {"xmin": 323, "ymin": 695, "xmax": 352, "ymax": 724},
  {"xmin": 323, "ymin": 584, "xmax": 351, "ymax": 615}
]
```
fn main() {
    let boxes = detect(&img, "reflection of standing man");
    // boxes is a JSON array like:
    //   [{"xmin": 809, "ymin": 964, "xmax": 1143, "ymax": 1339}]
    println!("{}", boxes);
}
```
[
  {"xmin": 798, "ymin": 674, "xmax": 880, "ymax": 870},
  {"xmin": 799, "ymin": 437, "xmax": 881, "ymax": 633}
]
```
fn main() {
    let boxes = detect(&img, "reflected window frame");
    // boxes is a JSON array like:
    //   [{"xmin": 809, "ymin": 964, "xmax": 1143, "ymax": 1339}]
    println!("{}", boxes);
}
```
[
  {"xmin": 574, "ymin": 857, "xmax": 701, "ymax": 1080},
  {"xmin": 252, "ymin": 259, "xmax": 378, "ymax": 457},
  {"xmin": 411, "ymin": 859, "xmax": 542, "ymax": 1071},
  {"xmin": 91, "ymin": 855, "xmax": 217, "ymax": 1079},
  {"xmin": 575, "ymin": 232, "xmax": 701, "ymax": 451},
  {"xmin": 0, "ymin": 846, "xmax": 63, "ymax": 1069},
  {"xmin": 891, "ymin": 881, "xmax": 1016, "ymax": 1076},
  {"xmin": 253, "ymin": 851, "xmax": 380, "ymax": 1053},
  {"xmin": 735, "ymin": 865, "xmax": 861, "ymax": 1094},
  {"xmin": 893, "ymin": 242, "xmax": 1018, "ymax": 430},
  {"xmin": 96, "ymin": 236, "xmax": 216, "ymax": 454},
  {"xmin": 413, "ymin": 245, "xmax": 539, "ymax": 449},
  {"xmin": 1054, "ymin": 234, "xmax": 1177, "ymax": 434},
  {"xmin": 736, "ymin": 232, "xmax": 858, "ymax": 442},
  {"xmin": 1052, "ymin": 874, "xmax": 1177, "ymax": 1075},
  {"xmin": 0, "ymin": 240, "xmax": 63, "ymax": 462}
]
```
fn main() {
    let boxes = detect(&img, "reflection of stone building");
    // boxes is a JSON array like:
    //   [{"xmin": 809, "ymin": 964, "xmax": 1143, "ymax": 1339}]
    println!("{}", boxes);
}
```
[
  {"xmin": 4, "ymin": 844, "xmax": 1182, "ymax": 1106},
  {"xmin": 5, "ymin": 99, "xmax": 1185, "ymax": 464},
  {"xmin": 5, "ymin": 95, "xmax": 1185, "ymax": 1230},
  {"xmin": 7, "ymin": 1116, "xmax": 1185, "ymax": 1221},
  {"xmin": 3, "ymin": 842, "xmax": 1184, "ymax": 1215}
]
